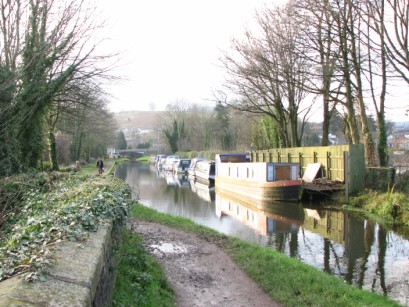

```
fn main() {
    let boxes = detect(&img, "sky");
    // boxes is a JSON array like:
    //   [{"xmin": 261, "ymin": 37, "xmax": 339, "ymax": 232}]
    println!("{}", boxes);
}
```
[
  {"xmin": 98, "ymin": 0, "xmax": 281, "ymax": 112},
  {"xmin": 97, "ymin": 0, "xmax": 409, "ymax": 122}
]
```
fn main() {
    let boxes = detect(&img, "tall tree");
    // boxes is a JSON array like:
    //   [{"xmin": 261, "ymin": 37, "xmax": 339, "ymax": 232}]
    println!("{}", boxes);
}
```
[
  {"xmin": 220, "ymin": 2, "xmax": 312, "ymax": 148},
  {"xmin": 117, "ymin": 130, "xmax": 127, "ymax": 150},
  {"xmin": 294, "ymin": 0, "xmax": 342, "ymax": 146},
  {"xmin": 163, "ymin": 119, "xmax": 179, "ymax": 154},
  {"xmin": 214, "ymin": 102, "xmax": 232, "ymax": 150}
]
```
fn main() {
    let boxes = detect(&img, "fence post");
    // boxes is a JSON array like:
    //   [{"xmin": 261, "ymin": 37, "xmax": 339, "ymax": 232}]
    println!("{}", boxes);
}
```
[
  {"xmin": 326, "ymin": 151, "xmax": 331, "ymax": 179},
  {"xmin": 344, "ymin": 151, "xmax": 349, "ymax": 202},
  {"xmin": 299, "ymin": 152, "xmax": 303, "ymax": 176}
]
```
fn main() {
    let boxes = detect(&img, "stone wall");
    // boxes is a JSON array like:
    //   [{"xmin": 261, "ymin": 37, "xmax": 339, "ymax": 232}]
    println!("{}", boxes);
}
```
[{"xmin": 0, "ymin": 220, "xmax": 120, "ymax": 306}]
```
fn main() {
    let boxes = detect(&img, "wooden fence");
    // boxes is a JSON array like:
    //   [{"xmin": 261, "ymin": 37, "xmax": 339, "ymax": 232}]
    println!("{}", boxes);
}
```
[{"xmin": 250, "ymin": 144, "xmax": 365, "ymax": 194}]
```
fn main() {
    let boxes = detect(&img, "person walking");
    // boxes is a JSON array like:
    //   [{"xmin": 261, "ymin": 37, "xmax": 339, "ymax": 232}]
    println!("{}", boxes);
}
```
[{"xmin": 96, "ymin": 158, "xmax": 104, "ymax": 175}]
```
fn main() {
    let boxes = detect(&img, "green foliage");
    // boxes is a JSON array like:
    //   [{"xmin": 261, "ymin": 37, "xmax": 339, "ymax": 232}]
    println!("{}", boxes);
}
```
[
  {"xmin": 0, "ymin": 66, "xmax": 21, "ymax": 177},
  {"xmin": 48, "ymin": 131, "xmax": 59, "ymax": 171},
  {"xmin": 0, "ymin": 173, "xmax": 132, "ymax": 282},
  {"xmin": 16, "ymin": 1, "xmax": 78, "ymax": 170},
  {"xmin": 163, "ymin": 119, "xmax": 179, "ymax": 153},
  {"xmin": 112, "ymin": 228, "xmax": 174, "ymax": 306},
  {"xmin": 349, "ymin": 188, "xmax": 409, "ymax": 226},
  {"xmin": 214, "ymin": 103, "xmax": 233, "ymax": 150},
  {"xmin": 252, "ymin": 115, "xmax": 280, "ymax": 150},
  {"xmin": 117, "ymin": 130, "xmax": 127, "ymax": 150}
]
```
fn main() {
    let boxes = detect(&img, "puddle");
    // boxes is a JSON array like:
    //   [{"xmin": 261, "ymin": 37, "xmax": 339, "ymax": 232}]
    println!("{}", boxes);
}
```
[{"xmin": 150, "ymin": 241, "xmax": 188, "ymax": 254}]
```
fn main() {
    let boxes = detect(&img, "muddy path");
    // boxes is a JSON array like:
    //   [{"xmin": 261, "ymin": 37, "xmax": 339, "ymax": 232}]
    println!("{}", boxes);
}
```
[{"xmin": 130, "ymin": 219, "xmax": 280, "ymax": 307}]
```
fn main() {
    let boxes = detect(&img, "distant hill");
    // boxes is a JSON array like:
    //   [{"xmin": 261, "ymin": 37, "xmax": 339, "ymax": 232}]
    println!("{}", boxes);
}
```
[{"xmin": 113, "ymin": 111, "xmax": 165, "ymax": 130}]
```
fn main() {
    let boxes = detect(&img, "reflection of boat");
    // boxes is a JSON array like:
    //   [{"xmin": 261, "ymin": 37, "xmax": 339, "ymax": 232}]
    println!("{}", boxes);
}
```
[
  {"xmin": 189, "ymin": 178, "xmax": 215, "ymax": 202},
  {"xmin": 165, "ymin": 172, "xmax": 178, "ymax": 186},
  {"xmin": 215, "ymin": 154, "xmax": 303, "ymax": 202},
  {"xmin": 163, "ymin": 171, "xmax": 190, "ymax": 188},
  {"xmin": 173, "ymin": 159, "xmax": 191, "ymax": 174},
  {"xmin": 215, "ymin": 189, "xmax": 304, "ymax": 235},
  {"xmin": 174, "ymin": 173, "xmax": 190, "ymax": 187}
]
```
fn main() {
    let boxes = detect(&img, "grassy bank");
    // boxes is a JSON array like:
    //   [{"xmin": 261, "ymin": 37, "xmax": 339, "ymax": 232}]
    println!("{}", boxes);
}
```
[
  {"xmin": 348, "ymin": 188, "xmax": 409, "ymax": 228},
  {"xmin": 120, "ymin": 204, "xmax": 400, "ymax": 307}
]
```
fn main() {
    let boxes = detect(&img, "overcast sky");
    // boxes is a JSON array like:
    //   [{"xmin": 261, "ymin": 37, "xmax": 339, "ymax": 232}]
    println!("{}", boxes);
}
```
[
  {"xmin": 98, "ymin": 0, "xmax": 408, "ymax": 122},
  {"xmin": 98, "ymin": 0, "xmax": 281, "ymax": 112}
]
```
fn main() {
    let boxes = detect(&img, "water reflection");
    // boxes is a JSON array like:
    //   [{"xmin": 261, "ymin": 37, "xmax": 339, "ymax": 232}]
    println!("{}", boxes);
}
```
[{"xmin": 117, "ymin": 162, "xmax": 409, "ymax": 305}]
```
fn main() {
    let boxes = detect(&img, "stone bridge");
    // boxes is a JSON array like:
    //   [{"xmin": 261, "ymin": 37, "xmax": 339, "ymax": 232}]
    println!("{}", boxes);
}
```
[{"xmin": 117, "ymin": 150, "xmax": 145, "ymax": 159}]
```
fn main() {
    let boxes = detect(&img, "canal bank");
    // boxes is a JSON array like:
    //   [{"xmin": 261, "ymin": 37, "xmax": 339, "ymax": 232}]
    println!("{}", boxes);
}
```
[
  {"xmin": 118, "ymin": 160, "xmax": 409, "ymax": 305},
  {"xmin": 125, "ymin": 204, "xmax": 399, "ymax": 306},
  {"xmin": 0, "ymin": 158, "xmax": 406, "ymax": 306},
  {"xmin": 0, "ymin": 166, "xmax": 131, "ymax": 306}
]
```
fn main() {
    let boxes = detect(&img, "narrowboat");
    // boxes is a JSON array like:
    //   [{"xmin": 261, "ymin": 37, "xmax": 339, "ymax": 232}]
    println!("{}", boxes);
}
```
[
  {"xmin": 162, "ymin": 155, "xmax": 179, "ymax": 171},
  {"xmin": 187, "ymin": 157, "xmax": 205, "ymax": 178},
  {"xmin": 194, "ymin": 159, "xmax": 215, "ymax": 184},
  {"xmin": 215, "ymin": 154, "xmax": 303, "ymax": 202}
]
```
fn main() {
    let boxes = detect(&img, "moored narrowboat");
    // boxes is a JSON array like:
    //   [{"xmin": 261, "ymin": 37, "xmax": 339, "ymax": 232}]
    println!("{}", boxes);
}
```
[{"xmin": 215, "ymin": 154, "xmax": 303, "ymax": 202}]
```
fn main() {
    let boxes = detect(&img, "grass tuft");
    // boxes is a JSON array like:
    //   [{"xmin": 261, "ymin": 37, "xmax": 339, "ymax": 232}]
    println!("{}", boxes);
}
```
[{"xmin": 112, "ymin": 228, "xmax": 174, "ymax": 307}]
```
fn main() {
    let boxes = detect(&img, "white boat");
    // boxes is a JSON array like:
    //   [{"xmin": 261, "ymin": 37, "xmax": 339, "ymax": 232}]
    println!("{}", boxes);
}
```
[
  {"xmin": 162, "ymin": 155, "xmax": 179, "ymax": 171},
  {"xmin": 194, "ymin": 159, "xmax": 215, "ymax": 184},
  {"xmin": 215, "ymin": 154, "xmax": 303, "ymax": 202},
  {"xmin": 187, "ymin": 157, "xmax": 205, "ymax": 178}
]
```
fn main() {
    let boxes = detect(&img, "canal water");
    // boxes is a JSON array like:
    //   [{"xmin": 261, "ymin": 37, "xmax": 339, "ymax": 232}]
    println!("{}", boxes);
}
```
[{"xmin": 116, "ymin": 162, "xmax": 409, "ymax": 306}]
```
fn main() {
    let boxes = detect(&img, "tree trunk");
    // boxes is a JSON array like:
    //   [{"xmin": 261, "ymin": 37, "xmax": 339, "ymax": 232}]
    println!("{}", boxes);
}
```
[{"xmin": 49, "ymin": 130, "xmax": 59, "ymax": 171}]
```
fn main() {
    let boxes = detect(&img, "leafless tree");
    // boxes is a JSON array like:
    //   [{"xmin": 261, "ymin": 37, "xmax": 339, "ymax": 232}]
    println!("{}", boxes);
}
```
[
  {"xmin": 220, "ymin": 3, "xmax": 312, "ymax": 148},
  {"xmin": 294, "ymin": 0, "xmax": 344, "ymax": 146}
]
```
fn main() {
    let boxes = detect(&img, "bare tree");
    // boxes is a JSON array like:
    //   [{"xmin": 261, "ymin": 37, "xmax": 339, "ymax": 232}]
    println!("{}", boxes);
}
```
[
  {"xmin": 380, "ymin": 0, "xmax": 409, "ymax": 85},
  {"xmin": 294, "ymin": 0, "xmax": 344, "ymax": 146},
  {"xmin": 220, "ymin": 3, "xmax": 312, "ymax": 148}
]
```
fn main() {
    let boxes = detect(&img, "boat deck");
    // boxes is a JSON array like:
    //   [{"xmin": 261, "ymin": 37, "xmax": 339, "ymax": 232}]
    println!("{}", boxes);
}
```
[{"xmin": 303, "ymin": 181, "xmax": 345, "ymax": 198}]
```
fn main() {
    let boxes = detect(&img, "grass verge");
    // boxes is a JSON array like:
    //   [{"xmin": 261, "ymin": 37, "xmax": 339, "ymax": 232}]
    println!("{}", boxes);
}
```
[
  {"xmin": 127, "ymin": 204, "xmax": 400, "ymax": 307},
  {"xmin": 112, "ymin": 228, "xmax": 174, "ymax": 307}
]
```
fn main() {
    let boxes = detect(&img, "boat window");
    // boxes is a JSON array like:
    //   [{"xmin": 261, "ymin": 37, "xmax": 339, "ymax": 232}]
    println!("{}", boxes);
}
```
[
  {"xmin": 275, "ymin": 165, "xmax": 291, "ymax": 181},
  {"xmin": 267, "ymin": 164, "xmax": 274, "ymax": 182}
]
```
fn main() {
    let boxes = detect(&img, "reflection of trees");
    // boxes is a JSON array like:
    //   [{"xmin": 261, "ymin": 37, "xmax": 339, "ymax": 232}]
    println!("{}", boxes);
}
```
[
  {"xmin": 375, "ymin": 226, "xmax": 387, "ymax": 295},
  {"xmin": 275, "ymin": 233, "xmax": 286, "ymax": 252},
  {"xmin": 324, "ymin": 239, "xmax": 330, "ymax": 273},
  {"xmin": 357, "ymin": 221, "xmax": 375, "ymax": 289},
  {"xmin": 290, "ymin": 232, "xmax": 298, "ymax": 257}
]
